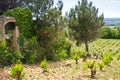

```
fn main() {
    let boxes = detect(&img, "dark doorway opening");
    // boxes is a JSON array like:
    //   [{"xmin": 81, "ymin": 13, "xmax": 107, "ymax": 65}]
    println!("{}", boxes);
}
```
[{"xmin": 5, "ymin": 22, "xmax": 15, "ymax": 51}]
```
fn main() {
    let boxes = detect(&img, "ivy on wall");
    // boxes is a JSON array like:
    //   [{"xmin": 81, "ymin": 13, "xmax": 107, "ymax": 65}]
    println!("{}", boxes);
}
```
[{"xmin": 3, "ymin": 8, "xmax": 33, "ymax": 38}]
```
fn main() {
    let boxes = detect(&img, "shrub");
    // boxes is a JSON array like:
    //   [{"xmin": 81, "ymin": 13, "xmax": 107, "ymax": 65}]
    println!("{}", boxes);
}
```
[
  {"xmin": 19, "ymin": 36, "xmax": 37, "ymax": 64},
  {"xmin": 40, "ymin": 57, "xmax": 49, "ymax": 72},
  {"xmin": 36, "ymin": 27, "xmax": 67, "ymax": 61},
  {"xmin": 21, "ymin": 50, "xmax": 36, "ymax": 64},
  {"xmin": 86, "ymin": 61, "xmax": 96, "ymax": 79},
  {"xmin": 81, "ymin": 50, "xmax": 88, "ymax": 61},
  {"xmin": 73, "ymin": 54, "xmax": 80, "ymax": 64},
  {"xmin": 100, "ymin": 27, "xmax": 114, "ymax": 39},
  {"xmin": 71, "ymin": 48, "xmax": 80, "ymax": 56},
  {"xmin": 28, "ymin": 53, "xmax": 36, "ymax": 64},
  {"xmin": 115, "ymin": 27, "xmax": 120, "ymax": 39},
  {"xmin": 54, "ymin": 49, "xmax": 67, "ymax": 61},
  {"xmin": 100, "ymin": 26, "xmax": 120, "ymax": 39},
  {"xmin": 102, "ymin": 57, "xmax": 110, "ymax": 65},
  {"xmin": 52, "ymin": 40, "xmax": 70, "ymax": 61},
  {"xmin": 98, "ymin": 61, "xmax": 105, "ymax": 71},
  {"xmin": 10, "ymin": 63, "xmax": 25, "ymax": 80},
  {"xmin": 0, "ymin": 41, "xmax": 22, "ymax": 67},
  {"xmin": 117, "ymin": 54, "xmax": 120, "ymax": 60},
  {"xmin": 102, "ymin": 54, "xmax": 113, "ymax": 66}
]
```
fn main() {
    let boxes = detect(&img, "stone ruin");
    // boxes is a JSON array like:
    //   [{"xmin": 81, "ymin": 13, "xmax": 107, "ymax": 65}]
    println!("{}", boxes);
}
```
[{"xmin": 0, "ymin": 16, "xmax": 19, "ymax": 51}]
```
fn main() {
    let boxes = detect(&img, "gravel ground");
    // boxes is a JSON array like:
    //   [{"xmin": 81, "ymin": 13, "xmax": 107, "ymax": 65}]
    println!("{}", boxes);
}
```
[{"xmin": 1, "ymin": 59, "xmax": 119, "ymax": 80}]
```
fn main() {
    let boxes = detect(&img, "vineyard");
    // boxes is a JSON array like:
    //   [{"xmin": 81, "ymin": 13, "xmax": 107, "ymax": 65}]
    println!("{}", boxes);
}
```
[
  {"xmin": 1, "ymin": 39, "xmax": 120, "ymax": 80},
  {"xmin": 81, "ymin": 39, "xmax": 120, "ymax": 53}
]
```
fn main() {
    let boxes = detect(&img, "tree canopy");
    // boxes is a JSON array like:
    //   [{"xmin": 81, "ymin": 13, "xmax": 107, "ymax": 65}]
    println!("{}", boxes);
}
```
[
  {"xmin": 67, "ymin": 0, "xmax": 104, "ymax": 52},
  {"xmin": 24, "ymin": 0, "xmax": 54, "ymax": 19},
  {"xmin": 0, "ymin": 0, "xmax": 24, "ymax": 15}
]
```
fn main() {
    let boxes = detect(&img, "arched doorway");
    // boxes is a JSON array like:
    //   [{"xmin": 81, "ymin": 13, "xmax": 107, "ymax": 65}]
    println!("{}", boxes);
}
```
[
  {"xmin": 0, "ymin": 16, "xmax": 19, "ymax": 51},
  {"xmin": 5, "ymin": 22, "xmax": 15, "ymax": 51}
]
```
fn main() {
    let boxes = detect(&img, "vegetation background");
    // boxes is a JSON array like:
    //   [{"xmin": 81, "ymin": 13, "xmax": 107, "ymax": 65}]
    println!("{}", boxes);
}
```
[{"xmin": 0, "ymin": 0, "xmax": 120, "ymax": 80}]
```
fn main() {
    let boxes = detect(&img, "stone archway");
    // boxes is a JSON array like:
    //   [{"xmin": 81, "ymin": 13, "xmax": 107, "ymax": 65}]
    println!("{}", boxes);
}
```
[{"xmin": 0, "ymin": 16, "xmax": 19, "ymax": 51}]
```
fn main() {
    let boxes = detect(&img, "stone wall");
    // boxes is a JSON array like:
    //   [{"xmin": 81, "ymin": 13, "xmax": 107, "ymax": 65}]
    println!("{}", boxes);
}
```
[
  {"xmin": 0, "ymin": 16, "xmax": 19, "ymax": 51},
  {"xmin": 0, "ymin": 16, "xmax": 16, "ymax": 40}
]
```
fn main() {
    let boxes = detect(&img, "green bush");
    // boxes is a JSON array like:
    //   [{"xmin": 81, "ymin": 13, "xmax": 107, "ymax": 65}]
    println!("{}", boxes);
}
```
[
  {"xmin": 0, "ymin": 41, "xmax": 22, "ymax": 67},
  {"xmin": 86, "ymin": 61, "xmax": 97, "ymax": 79},
  {"xmin": 10, "ymin": 63, "xmax": 25, "ymax": 80},
  {"xmin": 21, "ymin": 50, "xmax": 36, "ymax": 64},
  {"xmin": 40, "ymin": 57, "xmax": 49, "ymax": 72},
  {"xmin": 81, "ymin": 50, "xmax": 88, "ymax": 61},
  {"xmin": 54, "ymin": 49, "xmax": 67, "ymax": 61},
  {"xmin": 98, "ymin": 61, "xmax": 105, "ymax": 71},
  {"xmin": 102, "ymin": 54, "xmax": 113, "ymax": 66},
  {"xmin": 71, "ymin": 48, "xmax": 80, "ymax": 55},
  {"xmin": 28, "ymin": 53, "xmax": 36, "ymax": 64},
  {"xmin": 115, "ymin": 27, "xmax": 120, "ymax": 39},
  {"xmin": 35, "ymin": 28, "xmax": 69, "ymax": 61},
  {"xmin": 117, "ymin": 54, "xmax": 120, "ymax": 60},
  {"xmin": 86, "ymin": 61, "xmax": 96, "ymax": 69},
  {"xmin": 100, "ymin": 27, "xmax": 114, "ymax": 39},
  {"xmin": 100, "ymin": 26, "xmax": 120, "ymax": 39},
  {"xmin": 73, "ymin": 54, "xmax": 80, "ymax": 64},
  {"xmin": 19, "ymin": 36, "xmax": 37, "ymax": 64},
  {"xmin": 52, "ymin": 40, "xmax": 70, "ymax": 61}
]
